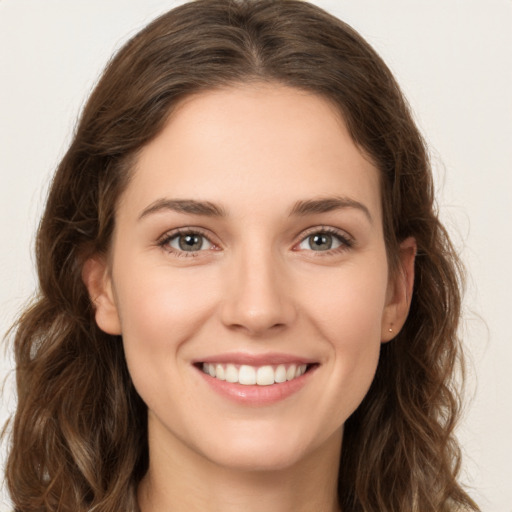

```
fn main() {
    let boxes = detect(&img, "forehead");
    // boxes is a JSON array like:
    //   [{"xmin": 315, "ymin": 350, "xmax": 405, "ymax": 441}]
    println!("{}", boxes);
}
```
[{"xmin": 120, "ymin": 84, "xmax": 381, "ymax": 223}]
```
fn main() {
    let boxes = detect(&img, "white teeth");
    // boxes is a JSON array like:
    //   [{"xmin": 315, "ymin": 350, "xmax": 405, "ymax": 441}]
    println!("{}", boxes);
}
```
[
  {"xmin": 286, "ymin": 364, "xmax": 297, "ymax": 381},
  {"xmin": 201, "ymin": 362, "xmax": 311, "ymax": 385},
  {"xmin": 275, "ymin": 364, "xmax": 287, "ymax": 383},
  {"xmin": 225, "ymin": 364, "xmax": 238, "ymax": 383},
  {"xmin": 256, "ymin": 365, "xmax": 275, "ymax": 386},
  {"xmin": 215, "ymin": 364, "xmax": 225, "ymax": 380},
  {"xmin": 239, "ymin": 365, "xmax": 257, "ymax": 385}
]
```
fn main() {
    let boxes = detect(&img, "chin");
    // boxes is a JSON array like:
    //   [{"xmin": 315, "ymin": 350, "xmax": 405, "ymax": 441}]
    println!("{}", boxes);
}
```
[
  {"xmin": 205, "ymin": 443, "xmax": 306, "ymax": 473},
  {"xmin": 194, "ymin": 424, "xmax": 330, "ymax": 473}
]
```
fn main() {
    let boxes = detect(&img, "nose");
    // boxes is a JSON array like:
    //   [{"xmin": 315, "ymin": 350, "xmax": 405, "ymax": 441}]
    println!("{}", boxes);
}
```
[{"xmin": 219, "ymin": 247, "xmax": 297, "ymax": 336}]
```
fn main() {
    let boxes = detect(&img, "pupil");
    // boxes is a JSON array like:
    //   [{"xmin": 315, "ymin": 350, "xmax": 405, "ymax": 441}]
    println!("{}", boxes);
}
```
[
  {"xmin": 179, "ymin": 234, "xmax": 202, "ymax": 251},
  {"xmin": 310, "ymin": 234, "xmax": 332, "ymax": 251}
]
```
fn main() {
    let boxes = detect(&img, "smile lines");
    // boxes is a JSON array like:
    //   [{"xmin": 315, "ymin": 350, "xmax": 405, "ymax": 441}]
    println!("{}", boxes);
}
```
[{"xmin": 200, "ymin": 363, "xmax": 309, "ymax": 386}]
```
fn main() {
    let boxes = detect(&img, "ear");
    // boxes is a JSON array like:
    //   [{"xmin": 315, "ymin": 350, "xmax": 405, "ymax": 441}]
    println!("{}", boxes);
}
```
[
  {"xmin": 82, "ymin": 255, "xmax": 122, "ymax": 335},
  {"xmin": 381, "ymin": 237, "xmax": 416, "ymax": 342}
]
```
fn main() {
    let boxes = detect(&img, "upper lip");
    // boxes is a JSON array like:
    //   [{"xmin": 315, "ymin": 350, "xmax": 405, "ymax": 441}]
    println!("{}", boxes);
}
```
[{"xmin": 193, "ymin": 352, "xmax": 317, "ymax": 366}]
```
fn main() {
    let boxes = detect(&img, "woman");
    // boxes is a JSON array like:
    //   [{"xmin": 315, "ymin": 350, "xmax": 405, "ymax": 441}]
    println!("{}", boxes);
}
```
[{"xmin": 4, "ymin": 0, "xmax": 480, "ymax": 511}]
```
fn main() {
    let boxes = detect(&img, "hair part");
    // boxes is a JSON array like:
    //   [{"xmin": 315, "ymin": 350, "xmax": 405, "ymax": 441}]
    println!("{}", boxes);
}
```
[{"xmin": 5, "ymin": 1, "xmax": 479, "ymax": 511}]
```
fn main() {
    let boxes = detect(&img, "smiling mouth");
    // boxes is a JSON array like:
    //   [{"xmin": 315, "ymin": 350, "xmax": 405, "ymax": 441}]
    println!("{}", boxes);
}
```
[{"xmin": 197, "ymin": 363, "xmax": 316, "ymax": 386}]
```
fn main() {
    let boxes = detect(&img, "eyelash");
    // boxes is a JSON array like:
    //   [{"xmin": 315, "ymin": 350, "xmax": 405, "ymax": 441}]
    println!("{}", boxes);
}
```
[
  {"xmin": 157, "ymin": 226, "xmax": 354, "ymax": 257},
  {"xmin": 157, "ymin": 227, "xmax": 215, "ymax": 257},
  {"xmin": 296, "ymin": 226, "xmax": 354, "ymax": 255}
]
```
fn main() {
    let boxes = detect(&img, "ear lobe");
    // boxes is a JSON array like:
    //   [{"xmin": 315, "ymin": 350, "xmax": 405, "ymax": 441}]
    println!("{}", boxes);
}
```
[
  {"xmin": 381, "ymin": 237, "xmax": 416, "ymax": 342},
  {"xmin": 82, "ymin": 256, "xmax": 122, "ymax": 335}
]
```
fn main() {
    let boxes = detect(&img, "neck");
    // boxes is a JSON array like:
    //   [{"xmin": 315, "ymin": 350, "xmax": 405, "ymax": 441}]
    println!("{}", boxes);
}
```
[{"xmin": 138, "ymin": 419, "xmax": 342, "ymax": 512}]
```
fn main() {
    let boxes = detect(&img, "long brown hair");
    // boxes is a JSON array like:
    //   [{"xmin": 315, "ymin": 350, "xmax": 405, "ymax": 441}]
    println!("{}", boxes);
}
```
[{"xmin": 4, "ymin": 1, "xmax": 479, "ymax": 510}]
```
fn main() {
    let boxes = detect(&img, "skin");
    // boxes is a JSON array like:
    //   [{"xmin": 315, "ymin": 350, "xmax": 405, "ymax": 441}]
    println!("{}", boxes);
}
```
[{"xmin": 84, "ymin": 84, "xmax": 415, "ymax": 512}]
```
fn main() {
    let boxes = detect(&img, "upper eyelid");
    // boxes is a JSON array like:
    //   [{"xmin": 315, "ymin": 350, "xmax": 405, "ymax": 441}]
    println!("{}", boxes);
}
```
[
  {"xmin": 159, "ymin": 226, "xmax": 215, "ymax": 241},
  {"xmin": 297, "ymin": 225, "xmax": 354, "ymax": 242},
  {"xmin": 157, "ymin": 225, "xmax": 354, "ymax": 250},
  {"xmin": 157, "ymin": 227, "xmax": 218, "ymax": 252}
]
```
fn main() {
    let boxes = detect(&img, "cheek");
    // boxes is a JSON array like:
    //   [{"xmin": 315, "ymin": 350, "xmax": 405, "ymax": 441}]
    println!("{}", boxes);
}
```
[
  {"xmin": 114, "ymin": 263, "xmax": 215, "ymax": 343},
  {"xmin": 111, "ymin": 264, "xmax": 217, "ymax": 399},
  {"xmin": 300, "ymin": 263, "xmax": 388, "ymax": 414},
  {"xmin": 302, "ymin": 261, "xmax": 389, "ymax": 343}
]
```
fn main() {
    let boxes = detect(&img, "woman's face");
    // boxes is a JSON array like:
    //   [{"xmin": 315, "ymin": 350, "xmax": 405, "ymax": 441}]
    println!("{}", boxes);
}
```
[{"xmin": 87, "ymin": 84, "xmax": 413, "ymax": 472}]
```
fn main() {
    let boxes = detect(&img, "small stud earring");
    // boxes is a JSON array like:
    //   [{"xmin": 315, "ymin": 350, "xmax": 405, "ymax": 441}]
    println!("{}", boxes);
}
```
[{"xmin": 388, "ymin": 327, "xmax": 393, "ymax": 333}]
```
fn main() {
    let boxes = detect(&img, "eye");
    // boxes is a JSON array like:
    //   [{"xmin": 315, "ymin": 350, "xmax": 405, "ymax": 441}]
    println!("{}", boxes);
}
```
[
  {"xmin": 161, "ymin": 230, "xmax": 215, "ymax": 254},
  {"xmin": 297, "ymin": 229, "xmax": 352, "ymax": 252}
]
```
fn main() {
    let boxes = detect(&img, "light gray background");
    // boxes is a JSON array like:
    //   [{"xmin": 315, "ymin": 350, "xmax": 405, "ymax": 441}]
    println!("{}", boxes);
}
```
[{"xmin": 1, "ymin": 1, "xmax": 511, "ymax": 510}]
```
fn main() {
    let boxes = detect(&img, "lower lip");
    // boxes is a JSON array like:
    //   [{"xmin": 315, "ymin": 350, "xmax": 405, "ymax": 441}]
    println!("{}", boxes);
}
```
[{"xmin": 195, "ymin": 365, "xmax": 317, "ymax": 406}]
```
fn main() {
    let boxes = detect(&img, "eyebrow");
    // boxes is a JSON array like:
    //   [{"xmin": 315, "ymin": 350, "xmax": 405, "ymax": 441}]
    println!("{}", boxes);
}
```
[
  {"xmin": 138, "ymin": 195, "xmax": 372, "ymax": 223},
  {"xmin": 289, "ymin": 196, "xmax": 373, "ymax": 223},
  {"xmin": 138, "ymin": 199, "xmax": 227, "ymax": 220}
]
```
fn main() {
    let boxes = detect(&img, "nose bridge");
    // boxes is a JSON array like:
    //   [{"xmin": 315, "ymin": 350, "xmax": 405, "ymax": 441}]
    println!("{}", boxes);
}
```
[{"xmin": 220, "ymin": 240, "xmax": 296, "ymax": 335}]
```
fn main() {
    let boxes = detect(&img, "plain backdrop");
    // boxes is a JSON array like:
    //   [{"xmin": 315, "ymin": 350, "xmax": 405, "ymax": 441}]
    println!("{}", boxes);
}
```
[{"xmin": 1, "ymin": 1, "xmax": 511, "ymax": 510}]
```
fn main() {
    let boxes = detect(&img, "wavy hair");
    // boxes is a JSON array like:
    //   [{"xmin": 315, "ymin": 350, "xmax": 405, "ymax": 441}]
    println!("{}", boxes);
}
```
[{"xmin": 4, "ymin": 1, "xmax": 479, "ymax": 510}]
